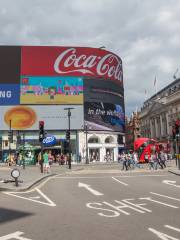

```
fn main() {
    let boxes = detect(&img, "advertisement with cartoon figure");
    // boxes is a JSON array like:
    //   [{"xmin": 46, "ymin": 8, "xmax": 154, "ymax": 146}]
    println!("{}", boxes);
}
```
[{"xmin": 20, "ymin": 76, "xmax": 83, "ymax": 104}]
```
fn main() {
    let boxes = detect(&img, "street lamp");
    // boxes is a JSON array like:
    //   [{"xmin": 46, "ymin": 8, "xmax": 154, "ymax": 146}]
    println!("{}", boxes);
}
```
[
  {"xmin": 22, "ymin": 132, "xmax": 25, "ymax": 169},
  {"xmin": 64, "ymin": 107, "xmax": 74, "ymax": 169},
  {"xmin": 84, "ymin": 123, "xmax": 89, "ymax": 164}
]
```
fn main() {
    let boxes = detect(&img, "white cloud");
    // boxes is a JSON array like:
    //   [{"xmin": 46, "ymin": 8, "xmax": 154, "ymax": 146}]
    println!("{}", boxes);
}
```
[{"xmin": 0, "ymin": 0, "xmax": 179, "ymax": 115}]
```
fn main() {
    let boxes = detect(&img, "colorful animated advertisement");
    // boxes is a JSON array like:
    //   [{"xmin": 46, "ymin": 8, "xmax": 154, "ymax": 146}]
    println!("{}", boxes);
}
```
[{"xmin": 20, "ymin": 76, "xmax": 83, "ymax": 104}]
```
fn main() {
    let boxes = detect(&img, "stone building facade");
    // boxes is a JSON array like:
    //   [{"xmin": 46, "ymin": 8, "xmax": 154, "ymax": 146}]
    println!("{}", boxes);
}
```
[{"xmin": 139, "ymin": 78, "xmax": 180, "ymax": 153}]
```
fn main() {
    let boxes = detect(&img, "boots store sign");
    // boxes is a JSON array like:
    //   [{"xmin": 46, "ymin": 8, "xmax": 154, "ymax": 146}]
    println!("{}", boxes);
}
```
[{"xmin": 21, "ymin": 47, "xmax": 123, "ymax": 83}]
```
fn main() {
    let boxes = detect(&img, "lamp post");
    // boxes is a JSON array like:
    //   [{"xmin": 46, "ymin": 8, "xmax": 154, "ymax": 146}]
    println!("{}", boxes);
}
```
[
  {"xmin": 64, "ymin": 107, "xmax": 74, "ymax": 169},
  {"xmin": 8, "ymin": 120, "xmax": 12, "ymax": 161},
  {"xmin": 84, "ymin": 123, "xmax": 89, "ymax": 164},
  {"xmin": 22, "ymin": 132, "xmax": 25, "ymax": 169}
]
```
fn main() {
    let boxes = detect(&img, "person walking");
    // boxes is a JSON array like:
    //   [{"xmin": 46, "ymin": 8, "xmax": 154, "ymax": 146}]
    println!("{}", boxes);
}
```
[
  {"xmin": 133, "ymin": 151, "xmax": 140, "ymax": 168},
  {"xmin": 153, "ymin": 151, "xmax": 159, "ymax": 170},
  {"xmin": 121, "ymin": 152, "xmax": 128, "ymax": 171},
  {"xmin": 43, "ymin": 151, "xmax": 50, "ymax": 174},
  {"xmin": 149, "ymin": 152, "xmax": 155, "ymax": 170},
  {"xmin": 159, "ymin": 150, "xmax": 166, "ymax": 169}
]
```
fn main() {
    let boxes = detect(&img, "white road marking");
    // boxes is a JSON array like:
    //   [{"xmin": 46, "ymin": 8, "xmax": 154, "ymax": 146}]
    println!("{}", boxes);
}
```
[
  {"xmin": 150, "ymin": 192, "xmax": 180, "ymax": 202},
  {"xmin": 165, "ymin": 225, "xmax": 180, "ymax": 232},
  {"xmin": 140, "ymin": 197, "xmax": 178, "ymax": 209},
  {"xmin": 86, "ymin": 202, "xmax": 120, "ymax": 218},
  {"xmin": 3, "ymin": 188, "xmax": 56, "ymax": 207},
  {"xmin": 29, "ymin": 196, "xmax": 41, "ymax": 199},
  {"xmin": 163, "ymin": 180, "xmax": 180, "ymax": 188},
  {"xmin": 55, "ymin": 174, "xmax": 170, "ymax": 179},
  {"xmin": 148, "ymin": 227, "xmax": 180, "ymax": 240},
  {"xmin": 78, "ymin": 182, "xmax": 104, "ymax": 196},
  {"xmin": 112, "ymin": 177, "xmax": 128, "ymax": 186},
  {"xmin": 86, "ymin": 198, "xmax": 152, "ymax": 217},
  {"xmin": 0, "ymin": 231, "xmax": 32, "ymax": 240},
  {"xmin": 122, "ymin": 199, "xmax": 152, "ymax": 213}
]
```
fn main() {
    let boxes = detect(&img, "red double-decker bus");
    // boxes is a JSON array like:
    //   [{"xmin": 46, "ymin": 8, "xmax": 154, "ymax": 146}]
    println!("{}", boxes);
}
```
[{"xmin": 134, "ymin": 138, "xmax": 157, "ymax": 163}]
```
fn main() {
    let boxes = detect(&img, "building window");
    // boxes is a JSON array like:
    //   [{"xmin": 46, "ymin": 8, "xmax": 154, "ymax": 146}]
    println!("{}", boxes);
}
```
[
  {"xmin": 105, "ymin": 136, "xmax": 114, "ymax": 144},
  {"xmin": 88, "ymin": 137, "xmax": 100, "ymax": 144}
]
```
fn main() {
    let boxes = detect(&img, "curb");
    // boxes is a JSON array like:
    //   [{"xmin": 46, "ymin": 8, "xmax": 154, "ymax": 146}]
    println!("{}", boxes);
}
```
[
  {"xmin": 0, "ymin": 173, "xmax": 57, "ymax": 192},
  {"xmin": 168, "ymin": 170, "xmax": 180, "ymax": 176},
  {"xmin": 0, "ymin": 167, "xmax": 83, "ymax": 192}
]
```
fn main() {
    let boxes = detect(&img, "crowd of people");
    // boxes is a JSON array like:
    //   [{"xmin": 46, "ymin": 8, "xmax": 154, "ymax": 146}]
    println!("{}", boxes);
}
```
[
  {"xmin": 118, "ymin": 150, "xmax": 168, "ymax": 171},
  {"xmin": 38, "ymin": 150, "xmax": 70, "ymax": 173}
]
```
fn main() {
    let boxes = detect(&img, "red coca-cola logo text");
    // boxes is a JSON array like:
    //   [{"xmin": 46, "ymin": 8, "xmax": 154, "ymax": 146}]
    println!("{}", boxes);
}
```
[
  {"xmin": 54, "ymin": 48, "xmax": 122, "ymax": 82},
  {"xmin": 21, "ymin": 46, "xmax": 123, "ymax": 83}
]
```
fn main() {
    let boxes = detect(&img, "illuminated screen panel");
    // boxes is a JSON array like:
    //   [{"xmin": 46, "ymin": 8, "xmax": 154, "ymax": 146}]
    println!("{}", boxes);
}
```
[
  {"xmin": 20, "ymin": 76, "xmax": 83, "ymax": 105},
  {"xmin": 0, "ymin": 105, "xmax": 83, "ymax": 130},
  {"xmin": 84, "ymin": 102, "xmax": 125, "ymax": 132},
  {"xmin": 84, "ymin": 78, "xmax": 125, "ymax": 132}
]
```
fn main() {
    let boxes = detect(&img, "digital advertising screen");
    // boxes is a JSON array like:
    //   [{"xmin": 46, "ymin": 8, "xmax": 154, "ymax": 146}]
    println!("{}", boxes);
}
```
[
  {"xmin": 0, "ymin": 105, "xmax": 83, "ymax": 130},
  {"xmin": 84, "ymin": 102, "xmax": 125, "ymax": 132},
  {"xmin": 84, "ymin": 78, "xmax": 125, "ymax": 132},
  {"xmin": 20, "ymin": 76, "xmax": 83, "ymax": 105}
]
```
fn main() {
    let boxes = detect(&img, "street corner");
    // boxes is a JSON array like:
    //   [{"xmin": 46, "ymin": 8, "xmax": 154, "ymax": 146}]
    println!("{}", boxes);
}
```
[{"xmin": 168, "ymin": 168, "xmax": 180, "ymax": 176}]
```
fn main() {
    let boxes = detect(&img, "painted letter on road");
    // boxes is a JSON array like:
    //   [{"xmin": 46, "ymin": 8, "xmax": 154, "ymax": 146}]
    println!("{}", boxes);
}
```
[{"xmin": 0, "ymin": 231, "xmax": 32, "ymax": 240}]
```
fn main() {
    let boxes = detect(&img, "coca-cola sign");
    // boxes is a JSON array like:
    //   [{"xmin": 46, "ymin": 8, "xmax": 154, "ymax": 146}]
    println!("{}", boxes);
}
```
[{"xmin": 21, "ymin": 46, "xmax": 123, "ymax": 83}]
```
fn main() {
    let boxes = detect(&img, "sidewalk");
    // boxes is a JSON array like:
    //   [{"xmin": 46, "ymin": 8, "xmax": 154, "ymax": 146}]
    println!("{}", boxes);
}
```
[{"xmin": 0, "ymin": 164, "xmax": 83, "ymax": 192}]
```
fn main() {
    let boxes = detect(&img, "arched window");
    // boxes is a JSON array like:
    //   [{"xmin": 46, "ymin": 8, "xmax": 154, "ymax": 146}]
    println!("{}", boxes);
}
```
[
  {"xmin": 105, "ymin": 136, "xmax": 114, "ymax": 143},
  {"xmin": 88, "ymin": 137, "xmax": 100, "ymax": 143}
]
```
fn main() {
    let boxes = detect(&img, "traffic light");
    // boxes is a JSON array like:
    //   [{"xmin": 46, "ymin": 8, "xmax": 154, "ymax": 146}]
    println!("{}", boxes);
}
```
[
  {"xmin": 39, "ymin": 121, "xmax": 45, "ymax": 142},
  {"xmin": 66, "ymin": 130, "xmax": 70, "ymax": 141},
  {"xmin": 8, "ymin": 130, "xmax": 13, "ymax": 143}
]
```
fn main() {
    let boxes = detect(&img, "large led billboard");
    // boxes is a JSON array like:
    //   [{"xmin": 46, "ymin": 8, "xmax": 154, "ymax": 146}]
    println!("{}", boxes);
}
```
[
  {"xmin": 21, "ymin": 46, "xmax": 123, "ymax": 83},
  {"xmin": 20, "ymin": 76, "xmax": 83, "ymax": 104},
  {"xmin": 84, "ymin": 78, "xmax": 125, "ymax": 132},
  {"xmin": 0, "ymin": 105, "xmax": 83, "ymax": 130},
  {"xmin": 0, "ymin": 46, "xmax": 124, "ymax": 133},
  {"xmin": 0, "ymin": 46, "xmax": 21, "ymax": 106}
]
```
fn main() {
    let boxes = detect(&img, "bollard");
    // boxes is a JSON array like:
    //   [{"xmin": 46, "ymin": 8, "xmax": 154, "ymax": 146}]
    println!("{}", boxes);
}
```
[{"xmin": 11, "ymin": 169, "xmax": 20, "ymax": 187}]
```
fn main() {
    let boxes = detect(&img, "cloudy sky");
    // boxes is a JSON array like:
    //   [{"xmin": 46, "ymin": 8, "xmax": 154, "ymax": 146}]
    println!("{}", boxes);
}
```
[{"xmin": 0, "ymin": 0, "xmax": 180, "ymax": 115}]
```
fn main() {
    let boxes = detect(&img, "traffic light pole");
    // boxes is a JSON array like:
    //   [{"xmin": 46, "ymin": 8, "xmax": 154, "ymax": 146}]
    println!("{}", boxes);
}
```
[
  {"xmin": 85, "ymin": 124, "xmax": 89, "ymax": 164},
  {"xmin": 40, "ymin": 141, "xmax": 43, "ymax": 173},
  {"xmin": 8, "ymin": 120, "xmax": 12, "ymax": 160},
  {"xmin": 39, "ymin": 121, "xmax": 45, "ymax": 173},
  {"xmin": 68, "ymin": 110, "xmax": 71, "ymax": 169},
  {"xmin": 64, "ymin": 108, "xmax": 74, "ymax": 169},
  {"xmin": 22, "ymin": 132, "xmax": 25, "ymax": 169}
]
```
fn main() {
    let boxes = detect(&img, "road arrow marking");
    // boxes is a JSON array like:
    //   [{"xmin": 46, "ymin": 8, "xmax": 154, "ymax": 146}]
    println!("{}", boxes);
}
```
[
  {"xmin": 162, "ymin": 180, "xmax": 180, "ymax": 188},
  {"xmin": 3, "ymin": 188, "xmax": 56, "ymax": 207},
  {"xmin": 78, "ymin": 182, "xmax": 104, "ymax": 196}
]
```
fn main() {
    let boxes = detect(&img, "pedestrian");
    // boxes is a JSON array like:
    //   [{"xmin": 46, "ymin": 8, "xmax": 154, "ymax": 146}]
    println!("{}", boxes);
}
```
[
  {"xmin": 159, "ymin": 150, "xmax": 166, "ymax": 168},
  {"xmin": 43, "ymin": 151, "xmax": 50, "ymax": 173},
  {"xmin": 149, "ymin": 152, "xmax": 155, "ymax": 170},
  {"xmin": 153, "ymin": 151, "xmax": 159, "ymax": 170},
  {"xmin": 133, "ymin": 151, "xmax": 140, "ymax": 168},
  {"xmin": 121, "ymin": 152, "xmax": 128, "ymax": 171},
  {"xmin": 60, "ymin": 154, "xmax": 65, "ymax": 165},
  {"xmin": 144, "ymin": 152, "xmax": 149, "ymax": 163}
]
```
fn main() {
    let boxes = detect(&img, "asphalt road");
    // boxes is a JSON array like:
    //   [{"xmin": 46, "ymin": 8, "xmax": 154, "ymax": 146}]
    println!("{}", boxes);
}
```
[{"xmin": 0, "ymin": 170, "xmax": 180, "ymax": 240}]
